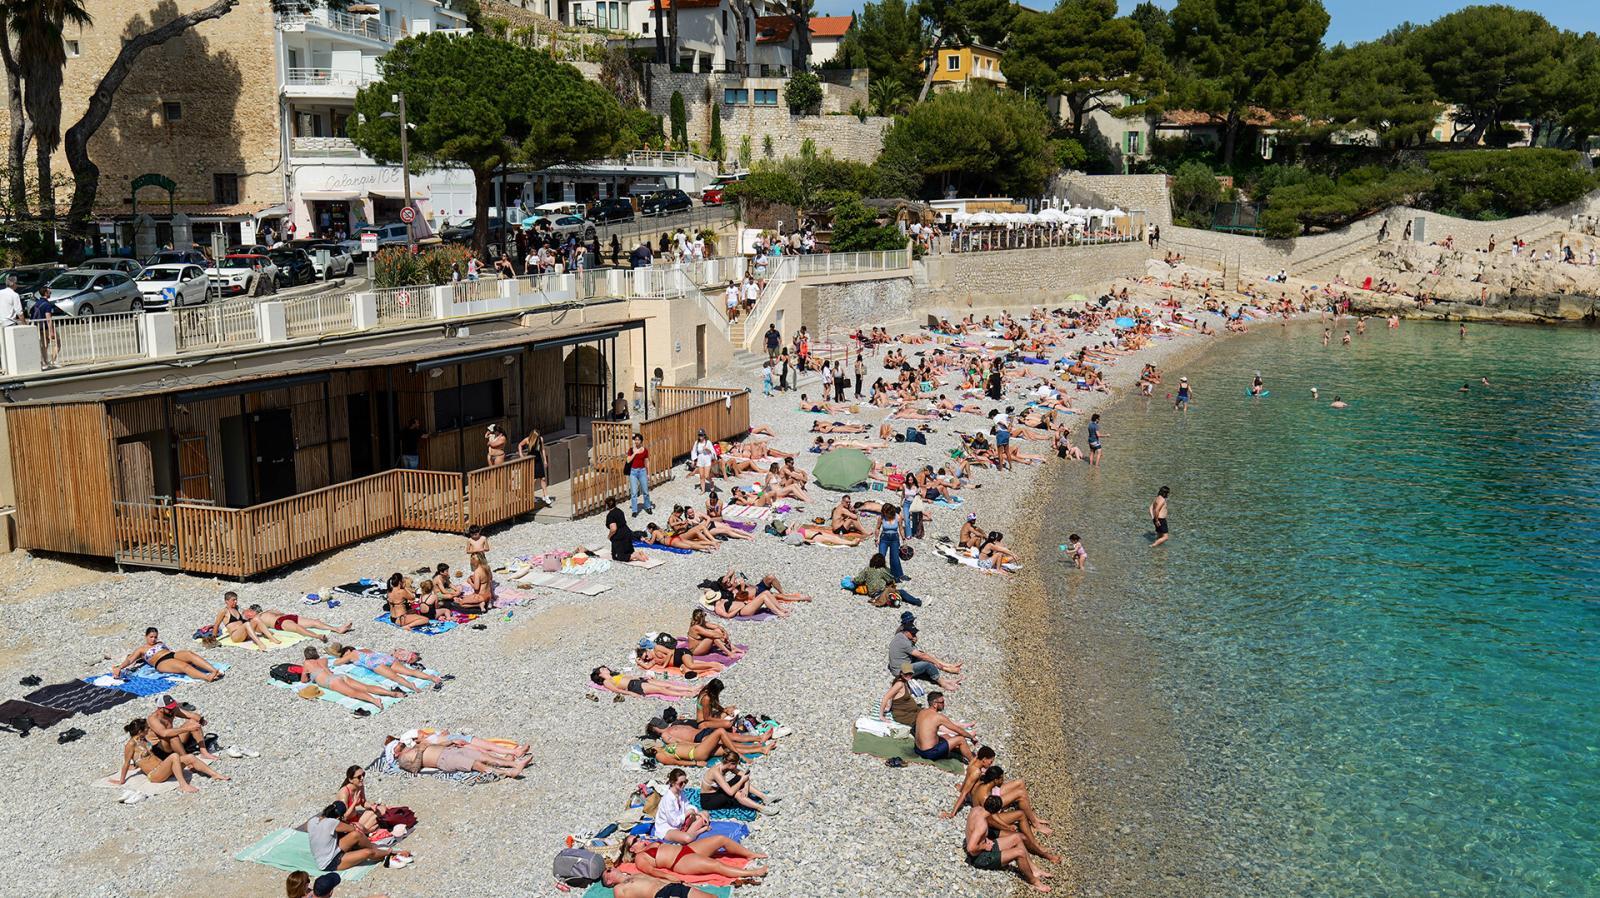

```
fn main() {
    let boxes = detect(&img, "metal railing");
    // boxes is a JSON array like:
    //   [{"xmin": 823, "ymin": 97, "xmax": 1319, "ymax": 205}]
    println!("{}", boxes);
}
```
[
  {"xmin": 290, "ymin": 136, "xmax": 364, "ymax": 159},
  {"xmin": 373, "ymin": 284, "xmax": 435, "ymax": 323},
  {"xmin": 284, "ymin": 292, "xmax": 353, "ymax": 338},
  {"xmin": 49, "ymin": 312, "xmax": 144, "ymax": 366},
  {"xmin": 795, "ymin": 248, "xmax": 910, "ymax": 277},
  {"xmin": 448, "ymin": 277, "xmax": 503, "ymax": 304},
  {"xmin": 277, "ymin": 10, "xmax": 397, "ymax": 42},
  {"xmin": 741, "ymin": 255, "xmax": 797, "ymax": 347},
  {"xmin": 176, "ymin": 302, "xmax": 262, "ymax": 352},
  {"xmin": 284, "ymin": 67, "xmax": 376, "ymax": 90}
]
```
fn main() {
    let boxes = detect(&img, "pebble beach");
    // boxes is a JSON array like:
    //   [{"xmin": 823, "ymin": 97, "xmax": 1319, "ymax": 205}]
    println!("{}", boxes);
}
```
[{"xmin": 0, "ymin": 262, "xmax": 1280, "ymax": 898}]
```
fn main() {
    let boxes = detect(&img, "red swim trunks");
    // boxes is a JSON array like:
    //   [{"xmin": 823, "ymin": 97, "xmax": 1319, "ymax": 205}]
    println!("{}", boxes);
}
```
[{"xmin": 273, "ymin": 614, "xmax": 300, "ymax": 631}]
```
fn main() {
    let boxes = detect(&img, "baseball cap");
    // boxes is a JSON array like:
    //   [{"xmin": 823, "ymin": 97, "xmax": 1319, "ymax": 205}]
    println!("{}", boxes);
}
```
[
  {"xmin": 312, "ymin": 872, "xmax": 342, "ymax": 897},
  {"xmin": 966, "ymin": 512, "xmax": 977, "ymax": 521},
  {"xmin": 156, "ymin": 695, "xmax": 177, "ymax": 710},
  {"xmin": 900, "ymin": 611, "xmax": 917, "ymax": 627}
]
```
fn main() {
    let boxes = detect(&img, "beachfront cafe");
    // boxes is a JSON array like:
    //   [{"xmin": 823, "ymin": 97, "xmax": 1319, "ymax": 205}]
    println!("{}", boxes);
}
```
[{"xmin": 2, "ymin": 318, "xmax": 749, "ymax": 578}]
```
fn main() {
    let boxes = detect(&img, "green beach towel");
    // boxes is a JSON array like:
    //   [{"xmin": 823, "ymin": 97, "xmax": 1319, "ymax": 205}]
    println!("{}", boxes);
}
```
[
  {"xmin": 234, "ymin": 827, "xmax": 377, "ymax": 881},
  {"xmin": 584, "ymin": 885, "xmax": 730, "ymax": 898},
  {"xmin": 850, "ymin": 728, "xmax": 966, "ymax": 774}
]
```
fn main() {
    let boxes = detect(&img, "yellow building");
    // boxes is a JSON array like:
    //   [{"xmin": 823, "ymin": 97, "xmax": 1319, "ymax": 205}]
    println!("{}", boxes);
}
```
[{"xmin": 927, "ymin": 43, "xmax": 1007, "ymax": 91}]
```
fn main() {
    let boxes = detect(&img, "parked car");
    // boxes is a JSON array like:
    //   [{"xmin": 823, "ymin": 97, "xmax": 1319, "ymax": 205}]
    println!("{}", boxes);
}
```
[
  {"xmin": 206, "ymin": 254, "xmax": 278, "ymax": 297},
  {"xmin": 270, "ymin": 248, "xmax": 315, "ymax": 287},
  {"xmin": 342, "ymin": 223, "xmax": 411, "ymax": 259},
  {"xmin": 144, "ymin": 249, "xmax": 210, "ymax": 267},
  {"xmin": 586, "ymin": 198, "xmax": 636, "ymax": 224},
  {"xmin": 228, "ymin": 244, "xmax": 274, "ymax": 257},
  {"xmin": 640, "ymin": 189, "xmax": 693, "ymax": 216},
  {"xmin": 440, "ymin": 216, "xmax": 506, "ymax": 245},
  {"xmin": 524, "ymin": 214, "xmax": 596, "ymax": 241},
  {"xmin": 305, "ymin": 243, "xmax": 355, "ymax": 278},
  {"xmin": 0, "ymin": 263, "xmax": 67, "ymax": 304},
  {"xmin": 135, "ymin": 264, "xmax": 210, "ymax": 309},
  {"xmin": 77, "ymin": 257, "xmax": 145, "ymax": 276},
  {"xmin": 37, "ymin": 269, "xmax": 143, "ymax": 316}
]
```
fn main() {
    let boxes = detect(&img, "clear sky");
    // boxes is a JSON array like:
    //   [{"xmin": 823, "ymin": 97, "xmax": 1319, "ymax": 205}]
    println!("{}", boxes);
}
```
[{"xmin": 806, "ymin": 0, "xmax": 1594, "ymax": 47}]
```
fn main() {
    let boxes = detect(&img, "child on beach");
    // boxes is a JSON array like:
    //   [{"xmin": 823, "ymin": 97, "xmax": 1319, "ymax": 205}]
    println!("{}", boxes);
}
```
[{"xmin": 1065, "ymin": 534, "xmax": 1086, "ymax": 570}]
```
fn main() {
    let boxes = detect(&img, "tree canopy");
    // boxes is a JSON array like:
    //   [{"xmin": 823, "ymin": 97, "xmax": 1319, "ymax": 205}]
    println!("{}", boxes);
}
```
[
  {"xmin": 1309, "ymin": 35, "xmax": 1438, "ymax": 147},
  {"xmin": 835, "ymin": 0, "xmax": 926, "ymax": 98},
  {"xmin": 1406, "ymin": 5, "xmax": 1560, "ymax": 145},
  {"xmin": 350, "ymin": 32, "xmax": 633, "ymax": 251},
  {"xmin": 1004, "ymin": 0, "xmax": 1164, "ymax": 138},
  {"xmin": 879, "ymin": 87, "xmax": 1054, "ymax": 197}
]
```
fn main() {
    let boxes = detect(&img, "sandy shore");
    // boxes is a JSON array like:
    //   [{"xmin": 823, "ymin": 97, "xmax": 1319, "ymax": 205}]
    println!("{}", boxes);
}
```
[{"xmin": 0, "ymin": 263, "xmax": 1273, "ymax": 898}]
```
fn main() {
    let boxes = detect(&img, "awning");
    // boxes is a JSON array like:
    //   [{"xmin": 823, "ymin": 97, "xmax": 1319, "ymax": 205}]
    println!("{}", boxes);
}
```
[
  {"xmin": 255, "ymin": 204, "xmax": 290, "ymax": 219},
  {"xmin": 300, "ymin": 190, "xmax": 360, "ymax": 201},
  {"xmin": 369, "ymin": 185, "xmax": 430, "ymax": 200}
]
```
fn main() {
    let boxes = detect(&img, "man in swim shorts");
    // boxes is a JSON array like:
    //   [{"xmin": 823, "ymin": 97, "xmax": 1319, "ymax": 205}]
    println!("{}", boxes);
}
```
[
  {"xmin": 1149, "ymin": 485, "xmax": 1170, "ymax": 547},
  {"xmin": 914, "ymin": 692, "xmax": 975, "ymax": 763},
  {"xmin": 609, "ymin": 872, "xmax": 719, "ymax": 898}
]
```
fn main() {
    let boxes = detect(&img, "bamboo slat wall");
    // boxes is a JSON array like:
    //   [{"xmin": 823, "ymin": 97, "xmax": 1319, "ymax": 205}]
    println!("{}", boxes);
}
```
[
  {"xmin": 6, "ymin": 403, "xmax": 118, "ymax": 557},
  {"xmin": 591, "ymin": 421, "xmax": 633, "ymax": 464},
  {"xmin": 112, "ymin": 501, "xmax": 178, "ymax": 568},
  {"xmin": 570, "ymin": 465, "xmax": 629, "ymax": 518}
]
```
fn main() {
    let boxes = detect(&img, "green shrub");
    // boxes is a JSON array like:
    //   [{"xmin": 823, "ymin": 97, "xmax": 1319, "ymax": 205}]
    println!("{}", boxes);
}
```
[
  {"xmin": 1424, "ymin": 149, "xmax": 1598, "ymax": 219},
  {"xmin": 828, "ymin": 195, "xmax": 906, "ymax": 252},
  {"xmin": 373, "ymin": 244, "xmax": 473, "ymax": 288},
  {"xmin": 785, "ymin": 72, "xmax": 822, "ymax": 115}
]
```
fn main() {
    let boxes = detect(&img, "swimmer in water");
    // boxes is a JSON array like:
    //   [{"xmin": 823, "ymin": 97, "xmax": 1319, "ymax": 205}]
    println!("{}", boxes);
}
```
[
  {"xmin": 1311, "ymin": 387, "xmax": 1320, "ymax": 400},
  {"xmin": 1342, "ymin": 331, "xmax": 1352, "ymax": 346},
  {"xmin": 1330, "ymin": 396, "xmax": 1349, "ymax": 409},
  {"xmin": 1321, "ymin": 329, "xmax": 1330, "ymax": 346},
  {"xmin": 1250, "ymin": 373, "xmax": 1264, "ymax": 397},
  {"xmin": 1174, "ymin": 377, "xmax": 1192, "ymax": 412},
  {"xmin": 1459, "ymin": 322, "xmax": 1467, "ymax": 337},
  {"xmin": 1480, "ymin": 377, "xmax": 1491, "ymax": 387},
  {"xmin": 1459, "ymin": 382, "xmax": 1471, "ymax": 393}
]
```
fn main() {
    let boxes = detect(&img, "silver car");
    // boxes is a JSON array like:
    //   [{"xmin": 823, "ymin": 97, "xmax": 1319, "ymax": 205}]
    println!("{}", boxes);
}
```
[
  {"xmin": 77, "ymin": 257, "xmax": 144, "ymax": 276},
  {"xmin": 135, "ymin": 264, "xmax": 210, "ymax": 308},
  {"xmin": 41, "ymin": 269, "xmax": 144, "ymax": 316}
]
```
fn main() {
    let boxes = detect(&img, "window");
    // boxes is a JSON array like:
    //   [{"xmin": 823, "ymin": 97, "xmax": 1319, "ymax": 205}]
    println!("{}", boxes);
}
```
[
  {"xmin": 947, "ymin": 54, "xmax": 960, "ymax": 71},
  {"xmin": 753, "ymin": 88, "xmax": 778, "ymax": 106},
  {"xmin": 723, "ymin": 88, "xmax": 749, "ymax": 106},
  {"xmin": 162, "ymin": 101, "xmax": 182, "ymax": 122},
  {"xmin": 65, "ymin": 40, "xmax": 80, "ymax": 58},
  {"xmin": 213, "ymin": 173, "xmax": 239, "ymax": 204},
  {"xmin": 433, "ymin": 380, "xmax": 505, "ymax": 431},
  {"xmin": 642, "ymin": 19, "xmax": 649, "ymax": 34},
  {"xmin": 1124, "ymin": 131, "xmax": 1142, "ymax": 155}
]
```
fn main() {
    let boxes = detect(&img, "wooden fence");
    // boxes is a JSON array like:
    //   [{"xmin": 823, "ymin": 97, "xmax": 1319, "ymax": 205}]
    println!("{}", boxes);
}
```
[
  {"xmin": 112, "ymin": 501, "xmax": 180, "ymax": 569},
  {"xmin": 642, "ymin": 388, "xmax": 750, "ymax": 465},
  {"xmin": 465, "ymin": 454, "xmax": 540, "ymax": 529}
]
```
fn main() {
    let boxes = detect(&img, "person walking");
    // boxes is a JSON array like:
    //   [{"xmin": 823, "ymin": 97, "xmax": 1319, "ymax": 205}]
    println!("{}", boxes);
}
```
[
  {"xmin": 777, "ymin": 350, "xmax": 791, "ymax": 393},
  {"xmin": 1149, "ymin": 486, "xmax": 1171, "ymax": 548},
  {"xmin": 1086, "ymin": 413, "xmax": 1103, "ymax": 467},
  {"xmin": 0, "ymin": 274, "xmax": 21, "ymax": 327},
  {"xmin": 691, "ymin": 430, "xmax": 716, "ymax": 493},
  {"xmin": 627, "ymin": 433, "xmax": 655, "ymax": 516},
  {"xmin": 761, "ymin": 359, "xmax": 773, "ymax": 397},
  {"xmin": 821, "ymin": 362, "xmax": 834, "ymax": 403},
  {"xmin": 764, "ymin": 324, "xmax": 781, "ymax": 359},
  {"xmin": 853, "ymin": 354, "xmax": 866, "ymax": 399},
  {"xmin": 877, "ymin": 504, "xmax": 908, "ymax": 581}
]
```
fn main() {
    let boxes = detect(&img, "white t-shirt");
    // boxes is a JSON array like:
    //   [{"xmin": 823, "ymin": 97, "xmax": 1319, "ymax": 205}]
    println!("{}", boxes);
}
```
[
  {"xmin": 743, "ymin": 280, "xmax": 759, "ymax": 302},
  {"xmin": 725, "ymin": 285, "xmax": 739, "ymax": 309},
  {"xmin": 653, "ymin": 788, "xmax": 691, "ymax": 839},
  {"xmin": 692, "ymin": 439, "xmax": 715, "ymax": 468},
  {"xmin": 0, "ymin": 287, "xmax": 21, "ymax": 325}
]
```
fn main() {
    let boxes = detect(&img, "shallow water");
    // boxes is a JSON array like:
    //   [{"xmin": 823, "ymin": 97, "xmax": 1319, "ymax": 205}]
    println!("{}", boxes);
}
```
[{"xmin": 1037, "ymin": 321, "xmax": 1600, "ymax": 897}]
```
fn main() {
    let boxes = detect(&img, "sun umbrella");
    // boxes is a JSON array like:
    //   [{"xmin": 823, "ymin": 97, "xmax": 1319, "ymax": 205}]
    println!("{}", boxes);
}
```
[{"xmin": 813, "ymin": 448, "xmax": 874, "ymax": 492}]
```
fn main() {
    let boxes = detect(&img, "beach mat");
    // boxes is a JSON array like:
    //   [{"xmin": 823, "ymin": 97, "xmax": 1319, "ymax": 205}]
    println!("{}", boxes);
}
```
[
  {"xmin": 24, "ymin": 680, "xmax": 137, "ymax": 716},
  {"xmin": 366, "ymin": 751, "xmax": 504, "ymax": 786},
  {"xmin": 92, "ymin": 766, "xmax": 223, "ymax": 798},
  {"xmin": 375, "ymin": 612, "xmax": 458, "ymax": 636},
  {"xmin": 585, "ymin": 886, "xmax": 730, "ymax": 898},
  {"xmin": 635, "ymin": 541, "xmax": 696, "ymax": 555},
  {"xmin": 0, "ymin": 698, "xmax": 76, "ymax": 733},
  {"xmin": 674, "ymin": 640, "xmax": 748, "ymax": 667},
  {"xmin": 234, "ymin": 827, "xmax": 376, "ymax": 881},
  {"xmin": 514, "ymin": 571, "xmax": 612, "ymax": 596},
  {"xmin": 850, "ymin": 729, "xmax": 965, "ymax": 774},
  {"xmin": 213, "ymin": 629, "xmax": 312, "ymax": 652},
  {"xmin": 683, "ymin": 786, "xmax": 758, "ymax": 822}
]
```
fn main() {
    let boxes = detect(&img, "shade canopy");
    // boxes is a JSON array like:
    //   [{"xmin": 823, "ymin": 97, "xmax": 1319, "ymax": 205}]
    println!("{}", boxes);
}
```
[{"xmin": 813, "ymin": 448, "xmax": 873, "ymax": 492}]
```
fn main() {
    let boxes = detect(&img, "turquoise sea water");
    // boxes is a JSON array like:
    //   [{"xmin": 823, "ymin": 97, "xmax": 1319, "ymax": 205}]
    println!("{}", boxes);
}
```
[{"xmin": 1041, "ymin": 321, "xmax": 1600, "ymax": 897}]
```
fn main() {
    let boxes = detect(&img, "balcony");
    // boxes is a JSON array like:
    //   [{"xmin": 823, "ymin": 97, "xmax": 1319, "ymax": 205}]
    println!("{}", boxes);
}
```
[
  {"xmin": 290, "ymin": 136, "xmax": 365, "ymax": 160},
  {"xmin": 283, "ymin": 67, "xmax": 376, "ymax": 99},
  {"xmin": 277, "ymin": 10, "xmax": 398, "ymax": 45}
]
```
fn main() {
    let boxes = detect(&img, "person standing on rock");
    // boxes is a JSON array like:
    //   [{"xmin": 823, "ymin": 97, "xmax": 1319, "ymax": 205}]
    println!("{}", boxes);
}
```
[{"xmin": 1149, "ymin": 486, "xmax": 1171, "ymax": 548}]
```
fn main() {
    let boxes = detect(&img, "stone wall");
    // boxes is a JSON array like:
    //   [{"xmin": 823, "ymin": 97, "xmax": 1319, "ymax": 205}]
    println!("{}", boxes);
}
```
[
  {"xmin": 1056, "ymin": 173, "xmax": 1172, "ymax": 229},
  {"xmin": 806, "ymin": 276, "xmax": 914, "ymax": 333},
  {"xmin": 647, "ymin": 66, "xmax": 888, "ymax": 163},
  {"xmin": 918, "ymin": 242, "xmax": 1153, "ymax": 308}
]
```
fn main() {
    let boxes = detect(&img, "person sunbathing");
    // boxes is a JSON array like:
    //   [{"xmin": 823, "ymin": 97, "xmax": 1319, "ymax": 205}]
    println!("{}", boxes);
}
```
[
  {"xmin": 646, "ymin": 720, "xmax": 771, "ymax": 756},
  {"xmin": 943, "ymin": 746, "xmax": 1052, "ymax": 832},
  {"xmin": 700, "ymin": 753, "xmax": 780, "ymax": 815},
  {"xmin": 604, "ymin": 871, "xmax": 726, "ymax": 898},
  {"xmin": 889, "ymin": 404, "xmax": 941, "ymax": 421},
  {"xmin": 385, "ymin": 574, "xmax": 431, "ymax": 630},
  {"xmin": 685, "ymin": 608, "xmax": 736, "ymax": 656},
  {"xmin": 328, "ymin": 643, "xmax": 445, "ymax": 693},
  {"xmin": 761, "ymin": 464, "xmax": 810, "ymax": 501},
  {"xmin": 591, "ymin": 666, "xmax": 700, "ymax": 699},
  {"xmin": 684, "ymin": 503, "xmax": 752, "ymax": 542},
  {"xmin": 970, "ymin": 763, "xmax": 1054, "ymax": 837},
  {"xmin": 456, "ymin": 553, "xmax": 495, "ymax": 612},
  {"xmin": 387, "ymin": 728, "xmax": 530, "ymax": 765},
  {"xmin": 643, "ymin": 522, "xmax": 718, "ymax": 552},
  {"xmin": 798, "ymin": 394, "xmax": 850, "ymax": 413},
  {"xmin": 147, "ymin": 694, "xmax": 218, "ymax": 760},
  {"xmin": 696, "ymin": 678, "xmax": 738, "ymax": 724},
  {"xmin": 779, "ymin": 457, "xmax": 809, "ymax": 487},
  {"xmin": 211, "ymin": 591, "xmax": 281, "ymax": 649},
  {"xmin": 113, "ymin": 718, "xmax": 227, "ymax": 794},
  {"xmin": 300, "ymin": 646, "xmax": 405, "ymax": 715},
  {"xmin": 914, "ymin": 692, "xmax": 976, "ymax": 763},
  {"xmin": 794, "ymin": 523, "xmax": 863, "ymax": 546},
  {"xmin": 809, "ymin": 420, "xmax": 868, "ymax": 434},
  {"xmin": 880, "ymin": 664, "xmax": 924, "ymax": 727},
  {"xmin": 978, "ymin": 532, "xmax": 1020, "ymax": 569},
  {"xmin": 719, "ymin": 571, "xmax": 812, "ymax": 604},
  {"xmin": 388, "ymin": 738, "xmax": 530, "ymax": 778},
  {"xmin": 959, "ymin": 514, "xmax": 985, "ymax": 549},
  {"xmin": 113, "ymin": 628, "xmax": 223, "ymax": 682},
  {"xmin": 830, "ymin": 496, "xmax": 870, "ymax": 539},
  {"xmin": 708, "ymin": 586, "xmax": 791, "ymax": 619},
  {"xmin": 607, "ymin": 833, "xmax": 768, "ymax": 884},
  {"xmin": 245, "ymin": 606, "xmax": 353, "ymax": 643},
  {"xmin": 637, "ymin": 641, "xmax": 725, "ymax": 678}
]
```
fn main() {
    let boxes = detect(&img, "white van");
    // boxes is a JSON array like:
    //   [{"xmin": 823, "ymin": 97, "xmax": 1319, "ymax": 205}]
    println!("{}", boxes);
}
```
[{"xmin": 534, "ymin": 201, "xmax": 582, "ymax": 218}]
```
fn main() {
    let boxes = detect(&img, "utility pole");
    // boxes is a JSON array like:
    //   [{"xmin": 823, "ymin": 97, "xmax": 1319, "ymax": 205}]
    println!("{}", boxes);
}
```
[{"xmin": 399, "ymin": 92, "xmax": 413, "ymax": 245}]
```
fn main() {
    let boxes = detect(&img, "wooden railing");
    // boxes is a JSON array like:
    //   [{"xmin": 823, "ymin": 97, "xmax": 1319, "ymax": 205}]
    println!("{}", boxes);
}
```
[
  {"xmin": 654, "ymin": 386, "xmax": 747, "ymax": 416},
  {"xmin": 173, "ymin": 504, "xmax": 249, "ymax": 576},
  {"xmin": 591, "ymin": 420, "xmax": 633, "ymax": 464},
  {"xmin": 641, "ymin": 388, "xmax": 750, "ymax": 465},
  {"xmin": 465, "ymin": 455, "xmax": 539, "ymax": 529},
  {"xmin": 397, "ymin": 469, "xmax": 466, "ymax": 533},
  {"xmin": 570, "ymin": 464, "xmax": 628, "ymax": 518},
  {"xmin": 112, "ymin": 501, "xmax": 179, "ymax": 568}
]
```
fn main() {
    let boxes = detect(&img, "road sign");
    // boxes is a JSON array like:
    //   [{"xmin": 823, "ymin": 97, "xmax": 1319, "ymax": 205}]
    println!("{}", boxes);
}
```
[
  {"xmin": 399, "ymin": 206, "xmax": 416, "ymax": 224},
  {"xmin": 361, "ymin": 233, "xmax": 379, "ymax": 255}
]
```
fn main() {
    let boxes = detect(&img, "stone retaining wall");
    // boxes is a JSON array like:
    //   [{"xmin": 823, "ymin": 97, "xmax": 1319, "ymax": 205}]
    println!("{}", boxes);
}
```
[{"xmin": 918, "ymin": 243, "xmax": 1152, "ymax": 308}]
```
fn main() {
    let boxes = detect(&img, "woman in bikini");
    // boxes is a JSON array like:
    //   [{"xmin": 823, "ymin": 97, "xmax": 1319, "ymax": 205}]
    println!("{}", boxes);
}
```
[
  {"xmin": 485, "ymin": 423, "xmax": 508, "ymax": 467},
  {"xmin": 762, "ymin": 464, "xmax": 810, "ymax": 501},
  {"xmin": 590, "ymin": 666, "xmax": 700, "ymax": 699},
  {"xmin": 112, "ymin": 718, "xmax": 227, "ymax": 794},
  {"xmin": 328, "ymin": 643, "xmax": 446, "ymax": 693},
  {"xmin": 299, "ymin": 646, "xmax": 405, "ymax": 715},
  {"xmin": 636, "ymin": 641, "xmax": 724, "ymax": 679},
  {"xmin": 210, "ymin": 591, "xmax": 280, "ymax": 649},
  {"xmin": 693, "ymin": 498, "xmax": 753, "ymax": 542},
  {"xmin": 385, "ymin": 574, "xmax": 431, "ymax": 630},
  {"xmin": 700, "ymin": 753, "xmax": 780, "ymax": 815},
  {"xmin": 113, "ymin": 628, "xmax": 222, "ymax": 682},
  {"xmin": 645, "ymin": 720, "xmax": 772, "ymax": 757},
  {"xmin": 390, "ymin": 739, "xmax": 531, "ymax": 778},
  {"xmin": 456, "ymin": 552, "xmax": 494, "ymax": 612},
  {"xmin": 707, "ymin": 586, "xmax": 790, "ymax": 620},
  {"xmin": 336, "ymin": 765, "xmax": 387, "ymax": 833},
  {"xmin": 608, "ymin": 833, "xmax": 768, "ymax": 883},
  {"xmin": 685, "ymin": 609, "xmax": 736, "ymax": 657},
  {"xmin": 696, "ymin": 678, "xmax": 738, "ymax": 724},
  {"xmin": 643, "ymin": 523, "xmax": 718, "ymax": 553}
]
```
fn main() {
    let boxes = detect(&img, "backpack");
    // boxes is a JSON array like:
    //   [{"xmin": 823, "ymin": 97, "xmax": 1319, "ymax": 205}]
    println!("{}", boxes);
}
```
[
  {"xmin": 552, "ymin": 848, "xmax": 605, "ymax": 887},
  {"xmin": 904, "ymin": 427, "xmax": 927, "ymax": 445},
  {"xmin": 269, "ymin": 663, "xmax": 302, "ymax": 684}
]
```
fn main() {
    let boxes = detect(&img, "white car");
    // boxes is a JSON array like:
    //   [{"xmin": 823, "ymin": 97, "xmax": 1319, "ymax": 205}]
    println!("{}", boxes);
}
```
[
  {"xmin": 307, "ymin": 243, "xmax": 355, "ymax": 278},
  {"xmin": 135, "ymin": 264, "xmax": 210, "ymax": 308},
  {"xmin": 206, "ymin": 254, "xmax": 278, "ymax": 298}
]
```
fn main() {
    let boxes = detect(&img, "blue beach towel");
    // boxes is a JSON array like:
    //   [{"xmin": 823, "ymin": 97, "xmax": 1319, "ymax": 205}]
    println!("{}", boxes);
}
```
[
  {"xmin": 375, "ymin": 612, "xmax": 458, "ymax": 636},
  {"xmin": 683, "ymin": 786, "xmax": 759, "ymax": 822},
  {"xmin": 635, "ymin": 541, "xmax": 696, "ymax": 555}
]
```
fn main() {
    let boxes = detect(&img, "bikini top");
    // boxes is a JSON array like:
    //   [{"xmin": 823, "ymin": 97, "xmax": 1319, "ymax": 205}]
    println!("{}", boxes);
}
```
[{"xmin": 142, "ymin": 641, "xmax": 170, "ymax": 662}]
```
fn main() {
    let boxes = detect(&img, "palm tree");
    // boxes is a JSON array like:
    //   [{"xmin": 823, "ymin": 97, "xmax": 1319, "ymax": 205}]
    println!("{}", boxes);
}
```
[
  {"xmin": 868, "ymin": 77, "xmax": 906, "ymax": 117},
  {"xmin": 785, "ymin": 0, "xmax": 814, "ymax": 72},
  {"xmin": 7, "ymin": 0, "xmax": 92, "ymax": 228}
]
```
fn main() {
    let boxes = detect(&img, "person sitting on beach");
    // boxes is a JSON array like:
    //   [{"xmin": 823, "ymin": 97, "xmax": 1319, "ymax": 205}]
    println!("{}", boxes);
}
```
[
  {"xmin": 113, "ymin": 718, "xmax": 228, "ymax": 794},
  {"xmin": 307, "ymin": 801, "xmax": 413, "ymax": 871},
  {"xmin": 762, "ymin": 463, "xmax": 812, "ymax": 502},
  {"xmin": 300, "ymin": 647, "xmax": 405, "ymax": 715},
  {"xmin": 146, "ymin": 693, "xmax": 219, "ymax": 760},
  {"xmin": 328, "ymin": 643, "xmax": 446, "ymax": 693},
  {"xmin": 643, "ymin": 522, "xmax": 719, "ymax": 552},
  {"xmin": 606, "ymin": 831, "xmax": 768, "ymax": 885},
  {"xmin": 455, "ymin": 553, "xmax": 495, "ymax": 612},
  {"xmin": 779, "ymin": 456, "xmax": 810, "ymax": 488},
  {"xmin": 880, "ymin": 663, "xmax": 925, "ymax": 727},
  {"xmin": 386, "ymin": 735, "xmax": 531, "ymax": 778},
  {"xmin": 211, "ymin": 591, "xmax": 281, "ymax": 649},
  {"xmin": 944, "ymin": 746, "xmax": 1052, "ymax": 833},
  {"xmin": 591, "ymin": 666, "xmax": 701, "ymax": 699},
  {"xmin": 854, "ymin": 553, "xmax": 921, "ymax": 607},
  {"xmin": 977, "ymin": 532, "xmax": 1020, "ymax": 569},
  {"xmin": 830, "ymin": 495, "xmax": 871, "ymax": 539},
  {"xmin": 244, "ymin": 606, "xmax": 353, "ymax": 643},
  {"xmin": 964, "ymin": 794, "xmax": 1052, "ymax": 893},
  {"xmin": 915, "ymin": 692, "xmax": 976, "ymax": 763},
  {"xmin": 335, "ymin": 765, "xmax": 392, "ymax": 834},
  {"xmin": 430, "ymin": 563, "xmax": 464, "ymax": 605},
  {"xmin": 636, "ymin": 637, "xmax": 725, "ymax": 678},
  {"xmin": 700, "ymin": 752, "xmax": 781, "ymax": 816},
  {"xmin": 685, "ymin": 608, "xmax": 736, "ymax": 657},
  {"xmin": 385, "ymin": 574, "xmax": 432, "ymax": 629},
  {"xmin": 651, "ymin": 768, "xmax": 710, "ymax": 840},
  {"xmin": 889, "ymin": 619, "xmax": 962, "ymax": 689},
  {"xmin": 113, "ymin": 627, "xmax": 223, "ymax": 682}
]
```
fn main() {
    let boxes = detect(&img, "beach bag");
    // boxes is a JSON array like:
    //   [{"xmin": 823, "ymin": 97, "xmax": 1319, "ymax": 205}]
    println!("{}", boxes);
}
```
[
  {"xmin": 542, "ymin": 554, "xmax": 561, "ymax": 573},
  {"xmin": 391, "ymin": 649, "xmax": 421, "ymax": 666},
  {"xmin": 905, "ymin": 427, "xmax": 927, "ymax": 444},
  {"xmin": 269, "ymin": 663, "xmax": 302, "ymax": 684},
  {"xmin": 886, "ymin": 472, "xmax": 905, "ymax": 490},
  {"xmin": 899, "ymin": 545, "xmax": 915, "ymax": 561},
  {"xmin": 379, "ymin": 806, "xmax": 418, "ymax": 829},
  {"xmin": 553, "ymin": 848, "xmax": 605, "ymax": 887}
]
